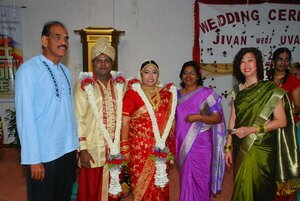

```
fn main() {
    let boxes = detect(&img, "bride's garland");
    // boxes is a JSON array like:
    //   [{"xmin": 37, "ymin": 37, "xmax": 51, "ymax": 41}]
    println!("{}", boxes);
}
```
[
  {"xmin": 79, "ymin": 71, "xmax": 125, "ymax": 196},
  {"xmin": 131, "ymin": 82, "xmax": 177, "ymax": 188}
]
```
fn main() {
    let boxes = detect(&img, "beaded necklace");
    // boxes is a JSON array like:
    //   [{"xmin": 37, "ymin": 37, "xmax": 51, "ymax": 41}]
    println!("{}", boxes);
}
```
[{"xmin": 41, "ymin": 60, "xmax": 71, "ymax": 98}]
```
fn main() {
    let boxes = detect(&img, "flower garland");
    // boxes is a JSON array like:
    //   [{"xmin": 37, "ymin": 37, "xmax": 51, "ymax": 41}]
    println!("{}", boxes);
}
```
[
  {"xmin": 131, "ymin": 82, "xmax": 177, "ymax": 188},
  {"xmin": 79, "ymin": 71, "xmax": 125, "ymax": 196}
]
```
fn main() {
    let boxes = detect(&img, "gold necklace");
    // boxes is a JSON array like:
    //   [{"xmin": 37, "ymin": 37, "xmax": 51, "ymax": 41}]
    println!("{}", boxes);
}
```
[
  {"xmin": 244, "ymin": 82, "xmax": 253, "ymax": 88},
  {"xmin": 243, "ymin": 81, "xmax": 259, "ymax": 89},
  {"xmin": 143, "ymin": 87, "xmax": 161, "ymax": 110},
  {"xmin": 143, "ymin": 86, "xmax": 157, "ymax": 93}
]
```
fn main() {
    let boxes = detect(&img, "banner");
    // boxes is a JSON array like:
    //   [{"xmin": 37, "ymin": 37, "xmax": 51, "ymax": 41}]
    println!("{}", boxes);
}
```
[
  {"xmin": 194, "ymin": 2, "xmax": 300, "ymax": 77},
  {"xmin": 0, "ymin": 5, "xmax": 23, "ymax": 99},
  {"xmin": 192, "ymin": 1, "xmax": 300, "ymax": 120}
]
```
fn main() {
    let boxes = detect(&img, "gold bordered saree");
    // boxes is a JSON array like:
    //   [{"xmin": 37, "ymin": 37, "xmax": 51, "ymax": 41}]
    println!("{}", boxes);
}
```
[{"xmin": 231, "ymin": 81, "xmax": 300, "ymax": 201}]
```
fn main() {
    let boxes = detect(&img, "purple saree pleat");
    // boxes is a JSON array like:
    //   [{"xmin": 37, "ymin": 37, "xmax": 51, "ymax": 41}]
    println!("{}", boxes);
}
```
[
  {"xmin": 175, "ymin": 87, "xmax": 226, "ymax": 201},
  {"xmin": 179, "ymin": 128, "xmax": 213, "ymax": 201}
]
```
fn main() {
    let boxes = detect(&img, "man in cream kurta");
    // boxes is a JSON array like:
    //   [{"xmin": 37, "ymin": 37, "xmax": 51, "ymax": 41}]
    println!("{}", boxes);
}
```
[{"xmin": 74, "ymin": 38, "xmax": 122, "ymax": 201}]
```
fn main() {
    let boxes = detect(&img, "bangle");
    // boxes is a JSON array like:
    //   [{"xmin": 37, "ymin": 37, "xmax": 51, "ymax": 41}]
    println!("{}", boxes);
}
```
[
  {"xmin": 120, "ymin": 140, "xmax": 129, "ymax": 147},
  {"xmin": 255, "ymin": 124, "xmax": 267, "ymax": 133},
  {"xmin": 120, "ymin": 145, "xmax": 129, "ymax": 150},
  {"xmin": 120, "ymin": 140, "xmax": 130, "ymax": 154},
  {"xmin": 121, "ymin": 149, "xmax": 130, "ymax": 156},
  {"xmin": 120, "ymin": 144, "xmax": 129, "ymax": 150},
  {"xmin": 262, "ymin": 124, "xmax": 267, "ymax": 133},
  {"xmin": 224, "ymin": 144, "xmax": 233, "ymax": 153}
]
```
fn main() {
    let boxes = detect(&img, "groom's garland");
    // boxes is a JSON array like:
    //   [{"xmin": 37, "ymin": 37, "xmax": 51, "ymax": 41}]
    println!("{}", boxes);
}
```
[{"xmin": 80, "ymin": 71, "xmax": 125, "ymax": 196}]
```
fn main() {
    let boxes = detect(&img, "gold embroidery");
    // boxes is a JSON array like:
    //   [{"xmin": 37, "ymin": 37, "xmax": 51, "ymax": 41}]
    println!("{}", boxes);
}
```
[{"xmin": 133, "ymin": 158, "xmax": 156, "ymax": 201}]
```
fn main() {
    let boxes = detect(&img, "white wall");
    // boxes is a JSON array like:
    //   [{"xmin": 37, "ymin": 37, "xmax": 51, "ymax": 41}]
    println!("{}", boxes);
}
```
[
  {"xmin": 1, "ymin": 0, "xmax": 233, "ymax": 143},
  {"xmin": 2, "ymin": 0, "xmax": 194, "ymax": 81}
]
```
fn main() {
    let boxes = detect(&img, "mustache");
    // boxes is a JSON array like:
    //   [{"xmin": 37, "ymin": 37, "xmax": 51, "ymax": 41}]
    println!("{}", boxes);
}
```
[{"xmin": 58, "ymin": 45, "xmax": 68, "ymax": 49}]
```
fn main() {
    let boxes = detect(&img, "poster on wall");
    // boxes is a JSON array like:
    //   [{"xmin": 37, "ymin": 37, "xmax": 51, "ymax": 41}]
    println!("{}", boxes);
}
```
[
  {"xmin": 0, "ymin": 5, "xmax": 23, "ymax": 100},
  {"xmin": 194, "ymin": 1, "xmax": 300, "ymax": 77}
]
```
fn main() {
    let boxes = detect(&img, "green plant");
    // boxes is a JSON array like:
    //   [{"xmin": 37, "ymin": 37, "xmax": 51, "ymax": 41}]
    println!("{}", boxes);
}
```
[{"xmin": 4, "ymin": 108, "xmax": 20, "ymax": 149}]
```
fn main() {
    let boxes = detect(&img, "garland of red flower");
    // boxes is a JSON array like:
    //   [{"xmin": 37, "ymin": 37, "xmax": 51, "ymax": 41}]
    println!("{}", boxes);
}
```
[{"xmin": 79, "ymin": 71, "xmax": 126, "ymax": 196}]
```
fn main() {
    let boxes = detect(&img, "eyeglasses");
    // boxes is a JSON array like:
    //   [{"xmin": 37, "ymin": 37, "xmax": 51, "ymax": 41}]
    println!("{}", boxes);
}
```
[
  {"xmin": 276, "ymin": 57, "xmax": 291, "ymax": 62},
  {"xmin": 182, "ymin": 71, "xmax": 197, "ymax": 76}
]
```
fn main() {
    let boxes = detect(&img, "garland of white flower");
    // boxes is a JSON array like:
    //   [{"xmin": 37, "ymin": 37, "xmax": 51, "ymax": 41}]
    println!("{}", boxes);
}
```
[
  {"xmin": 79, "ymin": 72, "xmax": 123, "ymax": 195},
  {"xmin": 131, "ymin": 83, "xmax": 177, "ymax": 187}
]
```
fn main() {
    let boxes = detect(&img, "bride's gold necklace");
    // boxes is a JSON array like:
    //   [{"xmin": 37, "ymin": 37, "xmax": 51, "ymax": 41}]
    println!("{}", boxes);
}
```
[
  {"xmin": 142, "ymin": 86, "xmax": 161, "ymax": 110},
  {"xmin": 143, "ymin": 86, "xmax": 157, "ymax": 93}
]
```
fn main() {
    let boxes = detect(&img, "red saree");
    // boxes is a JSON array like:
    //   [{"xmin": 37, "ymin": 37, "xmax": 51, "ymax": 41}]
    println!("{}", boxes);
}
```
[{"xmin": 122, "ymin": 86, "xmax": 175, "ymax": 201}]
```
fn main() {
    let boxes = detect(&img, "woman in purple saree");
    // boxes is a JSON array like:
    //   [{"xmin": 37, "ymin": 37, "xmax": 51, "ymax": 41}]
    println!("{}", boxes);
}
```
[{"xmin": 175, "ymin": 61, "xmax": 226, "ymax": 201}]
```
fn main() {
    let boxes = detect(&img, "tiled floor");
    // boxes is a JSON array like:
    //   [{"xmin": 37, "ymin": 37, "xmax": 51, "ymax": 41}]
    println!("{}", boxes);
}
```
[
  {"xmin": 0, "ymin": 147, "xmax": 27, "ymax": 201},
  {"xmin": 0, "ymin": 147, "xmax": 233, "ymax": 201}
]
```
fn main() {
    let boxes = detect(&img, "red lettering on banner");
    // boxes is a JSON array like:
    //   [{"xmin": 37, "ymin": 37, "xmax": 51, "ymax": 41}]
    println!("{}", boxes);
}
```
[
  {"xmin": 217, "ymin": 15, "xmax": 226, "ymax": 27},
  {"xmin": 280, "ymin": 35, "xmax": 300, "ymax": 45},
  {"xmin": 207, "ymin": 18, "xmax": 218, "ymax": 30},
  {"xmin": 226, "ymin": 13, "xmax": 235, "ymax": 24},
  {"xmin": 200, "ymin": 10, "xmax": 259, "ymax": 33},
  {"xmin": 256, "ymin": 35, "xmax": 272, "ymax": 44},
  {"xmin": 278, "ymin": 9, "xmax": 287, "ymax": 21},
  {"xmin": 213, "ymin": 35, "xmax": 247, "ymax": 45},
  {"xmin": 199, "ymin": 21, "xmax": 210, "ymax": 33},
  {"xmin": 268, "ymin": 9, "xmax": 300, "ymax": 21},
  {"xmin": 201, "ymin": 8, "xmax": 299, "ymax": 34},
  {"xmin": 268, "ymin": 9, "xmax": 276, "ymax": 20}
]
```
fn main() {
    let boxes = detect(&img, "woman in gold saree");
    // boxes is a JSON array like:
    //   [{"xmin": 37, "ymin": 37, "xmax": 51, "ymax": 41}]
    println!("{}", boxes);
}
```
[
  {"xmin": 224, "ymin": 47, "xmax": 300, "ymax": 201},
  {"xmin": 120, "ymin": 60, "xmax": 176, "ymax": 201}
]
